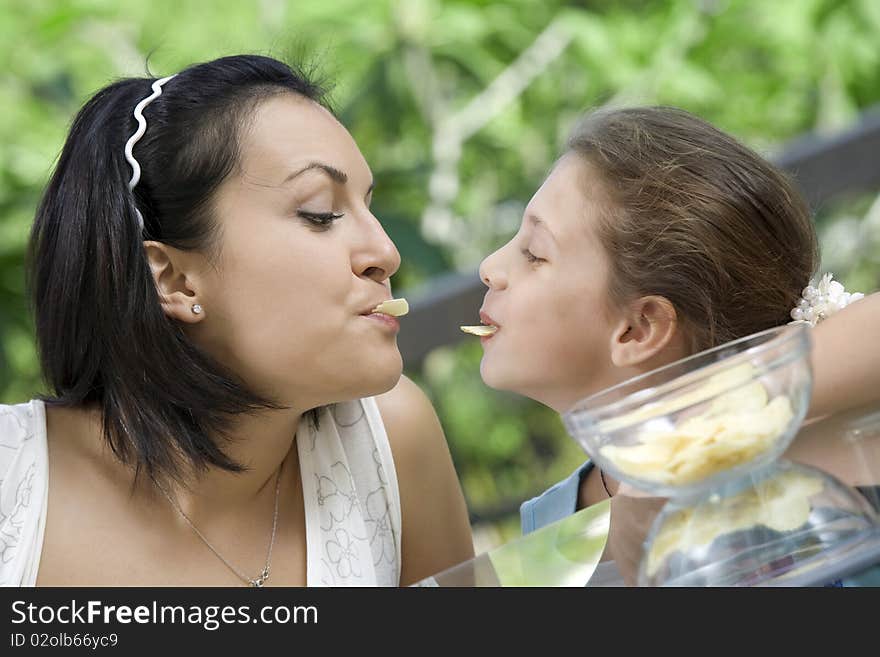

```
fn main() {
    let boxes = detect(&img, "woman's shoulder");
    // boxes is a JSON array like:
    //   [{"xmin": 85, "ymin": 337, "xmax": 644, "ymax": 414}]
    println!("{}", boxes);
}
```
[
  {"xmin": 373, "ymin": 375, "xmax": 474, "ymax": 584},
  {"xmin": 372, "ymin": 375, "xmax": 451, "ymax": 473},
  {"xmin": 373, "ymin": 375, "xmax": 435, "ymax": 441}
]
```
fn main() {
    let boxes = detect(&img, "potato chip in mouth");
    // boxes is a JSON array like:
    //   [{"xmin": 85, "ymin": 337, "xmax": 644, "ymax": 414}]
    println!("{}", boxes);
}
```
[
  {"xmin": 460, "ymin": 325, "xmax": 498, "ymax": 337},
  {"xmin": 372, "ymin": 298, "xmax": 409, "ymax": 317}
]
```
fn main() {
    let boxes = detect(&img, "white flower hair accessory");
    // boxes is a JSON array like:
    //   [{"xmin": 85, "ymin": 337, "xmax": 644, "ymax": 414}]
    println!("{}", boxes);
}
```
[{"xmin": 790, "ymin": 273, "xmax": 864, "ymax": 326}]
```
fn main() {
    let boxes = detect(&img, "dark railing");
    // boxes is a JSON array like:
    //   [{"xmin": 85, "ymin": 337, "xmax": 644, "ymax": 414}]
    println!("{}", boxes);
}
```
[{"xmin": 396, "ymin": 106, "xmax": 880, "ymax": 524}]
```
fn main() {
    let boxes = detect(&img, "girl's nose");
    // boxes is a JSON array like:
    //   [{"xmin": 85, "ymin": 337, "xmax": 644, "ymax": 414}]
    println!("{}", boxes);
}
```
[{"xmin": 479, "ymin": 247, "xmax": 508, "ymax": 290}]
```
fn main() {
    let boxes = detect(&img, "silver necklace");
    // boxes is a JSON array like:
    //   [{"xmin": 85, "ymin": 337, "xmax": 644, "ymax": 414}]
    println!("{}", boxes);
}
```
[{"xmin": 157, "ymin": 461, "xmax": 283, "ymax": 587}]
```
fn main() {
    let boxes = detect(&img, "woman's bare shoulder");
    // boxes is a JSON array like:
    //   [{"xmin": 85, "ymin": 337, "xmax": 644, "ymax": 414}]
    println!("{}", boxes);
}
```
[{"xmin": 374, "ymin": 376, "xmax": 474, "ymax": 585}]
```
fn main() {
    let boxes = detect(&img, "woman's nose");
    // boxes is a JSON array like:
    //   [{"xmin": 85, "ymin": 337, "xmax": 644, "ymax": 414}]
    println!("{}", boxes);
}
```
[{"xmin": 353, "ymin": 211, "xmax": 401, "ymax": 283}]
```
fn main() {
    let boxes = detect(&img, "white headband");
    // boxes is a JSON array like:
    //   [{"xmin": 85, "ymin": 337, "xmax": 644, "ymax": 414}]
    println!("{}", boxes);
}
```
[
  {"xmin": 790, "ymin": 273, "xmax": 864, "ymax": 326},
  {"xmin": 123, "ymin": 74, "xmax": 177, "ymax": 231}
]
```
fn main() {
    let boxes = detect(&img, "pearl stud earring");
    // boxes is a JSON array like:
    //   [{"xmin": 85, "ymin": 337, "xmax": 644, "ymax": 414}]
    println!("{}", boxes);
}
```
[{"xmin": 192, "ymin": 304, "xmax": 203, "ymax": 315}]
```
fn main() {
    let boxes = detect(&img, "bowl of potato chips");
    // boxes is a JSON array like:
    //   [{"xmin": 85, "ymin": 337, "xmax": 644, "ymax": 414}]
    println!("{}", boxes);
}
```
[
  {"xmin": 638, "ymin": 461, "xmax": 879, "ymax": 586},
  {"xmin": 563, "ymin": 324, "xmax": 813, "ymax": 498}
]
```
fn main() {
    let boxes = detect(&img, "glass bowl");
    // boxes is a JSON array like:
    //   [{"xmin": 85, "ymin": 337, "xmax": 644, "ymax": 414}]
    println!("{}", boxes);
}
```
[
  {"xmin": 562, "ymin": 324, "xmax": 813, "ymax": 498},
  {"xmin": 638, "ymin": 461, "xmax": 879, "ymax": 586}
]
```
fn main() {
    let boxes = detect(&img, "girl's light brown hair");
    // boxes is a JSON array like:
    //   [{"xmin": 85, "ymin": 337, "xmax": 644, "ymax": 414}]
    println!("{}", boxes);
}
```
[{"xmin": 568, "ymin": 106, "xmax": 819, "ymax": 352}]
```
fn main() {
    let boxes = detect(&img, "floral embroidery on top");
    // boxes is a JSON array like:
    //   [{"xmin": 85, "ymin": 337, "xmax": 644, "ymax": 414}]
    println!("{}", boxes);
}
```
[
  {"xmin": 325, "ymin": 528, "xmax": 363, "ymax": 579},
  {"xmin": 0, "ymin": 463, "xmax": 35, "ymax": 566},
  {"xmin": 316, "ymin": 462, "xmax": 361, "ymax": 531},
  {"xmin": 364, "ymin": 487, "xmax": 395, "ymax": 566},
  {"xmin": 304, "ymin": 398, "xmax": 400, "ymax": 586},
  {"xmin": 0, "ymin": 403, "xmax": 41, "ymax": 585}
]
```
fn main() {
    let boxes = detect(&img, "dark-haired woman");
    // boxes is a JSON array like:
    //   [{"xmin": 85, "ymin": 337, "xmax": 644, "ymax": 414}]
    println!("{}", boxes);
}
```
[{"xmin": 0, "ymin": 55, "xmax": 473, "ymax": 586}]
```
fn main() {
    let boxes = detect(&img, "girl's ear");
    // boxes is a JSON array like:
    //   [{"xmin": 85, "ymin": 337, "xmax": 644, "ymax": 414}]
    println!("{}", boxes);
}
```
[
  {"xmin": 609, "ymin": 296, "xmax": 679, "ymax": 368},
  {"xmin": 144, "ymin": 241, "xmax": 205, "ymax": 323}
]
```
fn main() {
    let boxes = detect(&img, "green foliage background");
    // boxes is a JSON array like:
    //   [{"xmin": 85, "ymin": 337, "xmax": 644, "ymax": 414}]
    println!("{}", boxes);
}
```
[{"xmin": 3, "ymin": 0, "xmax": 879, "ymax": 547}]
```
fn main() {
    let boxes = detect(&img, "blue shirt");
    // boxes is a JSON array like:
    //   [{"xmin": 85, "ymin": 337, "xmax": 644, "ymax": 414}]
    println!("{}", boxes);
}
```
[{"xmin": 520, "ymin": 461, "xmax": 593, "ymax": 535}]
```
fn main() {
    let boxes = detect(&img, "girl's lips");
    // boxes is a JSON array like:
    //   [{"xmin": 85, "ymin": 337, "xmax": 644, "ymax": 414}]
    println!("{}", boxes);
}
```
[
  {"xmin": 364, "ymin": 312, "xmax": 400, "ymax": 333},
  {"xmin": 477, "ymin": 309, "xmax": 500, "ymax": 344},
  {"xmin": 479, "ymin": 310, "xmax": 500, "ymax": 328}
]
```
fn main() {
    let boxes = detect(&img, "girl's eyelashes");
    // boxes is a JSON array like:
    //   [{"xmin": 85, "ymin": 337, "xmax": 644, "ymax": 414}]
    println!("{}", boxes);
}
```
[
  {"xmin": 297, "ymin": 210, "xmax": 344, "ymax": 229},
  {"xmin": 521, "ymin": 248, "xmax": 545, "ymax": 264}
]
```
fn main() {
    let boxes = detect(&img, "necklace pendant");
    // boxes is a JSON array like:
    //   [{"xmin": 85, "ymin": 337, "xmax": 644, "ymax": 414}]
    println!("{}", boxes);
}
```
[{"xmin": 250, "ymin": 566, "xmax": 270, "ymax": 587}]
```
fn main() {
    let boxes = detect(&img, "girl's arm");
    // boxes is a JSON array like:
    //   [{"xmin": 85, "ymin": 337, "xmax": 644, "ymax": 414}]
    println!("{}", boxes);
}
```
[{"xmin": 808, "ymin": 293, "xmax": 880, "ymax": 419}]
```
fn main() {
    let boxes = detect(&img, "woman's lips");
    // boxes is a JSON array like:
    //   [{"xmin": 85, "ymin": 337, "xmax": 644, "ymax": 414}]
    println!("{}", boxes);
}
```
[{"xmin": 363, "ymin": 312, "xmax": 400, "ymax": 333}]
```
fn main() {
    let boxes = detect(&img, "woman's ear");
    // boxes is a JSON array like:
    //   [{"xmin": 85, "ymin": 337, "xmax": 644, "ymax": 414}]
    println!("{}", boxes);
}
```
[
  {"xmin": 143, "ymin": 241, "xmax": 204, "ymax": 323},
  {"xmin": 609, "ymin": 296, "xmax": 678, "ymax": 368}
]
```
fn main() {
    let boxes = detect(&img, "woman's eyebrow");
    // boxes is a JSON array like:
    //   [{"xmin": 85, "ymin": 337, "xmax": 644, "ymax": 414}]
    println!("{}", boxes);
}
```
[{"xmin": 284, "ymin": 162, "xmax": 349, "ymax": 185}]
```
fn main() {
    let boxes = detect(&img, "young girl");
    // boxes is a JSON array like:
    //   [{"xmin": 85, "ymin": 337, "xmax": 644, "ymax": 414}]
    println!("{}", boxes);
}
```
[
  {"xmin": 473, "ymin": 106, "xmax": 879, "ymax": 535},
  {"xmin": 0, "ymin": 54, "xmax": 473, "ymax": 586}
]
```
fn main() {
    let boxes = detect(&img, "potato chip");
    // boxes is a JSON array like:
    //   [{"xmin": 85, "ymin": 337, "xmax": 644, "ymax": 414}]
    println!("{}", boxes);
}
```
[
  {"xmin": 645, "ymin": 470, "xmax": 824, "ymax": 575},
  {"xmin": 598, "ymin": 363, "xmax": 757, "ymax": 432},
  {"xmin": 372, "ymin": 298, "xmax": 409, "ymax": 317},
  {"xmin": 705, "ymin": 381, "xmax": 768, "ymax": 416},
  {"xmin": 460, "ymin": 325, "xmax": 498, "ymax": 337},
  {"xmin": 599, "ymin": 364, "xmax": 794, "ymax": 487}
]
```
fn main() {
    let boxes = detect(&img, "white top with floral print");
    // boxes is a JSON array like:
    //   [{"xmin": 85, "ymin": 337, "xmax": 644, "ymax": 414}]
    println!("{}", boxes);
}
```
[{"xmin": 0, "ymin": 398, "xmax": 401, "ymax": 587}]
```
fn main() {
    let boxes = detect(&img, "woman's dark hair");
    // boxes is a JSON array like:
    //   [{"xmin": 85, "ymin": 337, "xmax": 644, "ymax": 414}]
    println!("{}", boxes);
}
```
[
  {"xmin": 28, "ymin": 55, "xmax": 329, "ymax": 485},
  {"xmin": 567, "ymin": 106, "xmax": 819, "ymax": 352}
]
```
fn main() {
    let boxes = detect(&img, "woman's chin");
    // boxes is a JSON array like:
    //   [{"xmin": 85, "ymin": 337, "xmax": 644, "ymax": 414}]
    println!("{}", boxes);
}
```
[{"xmin": 361, "ymin": 354, "xmax": 404, "ymax": 396}]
